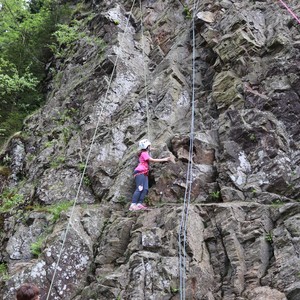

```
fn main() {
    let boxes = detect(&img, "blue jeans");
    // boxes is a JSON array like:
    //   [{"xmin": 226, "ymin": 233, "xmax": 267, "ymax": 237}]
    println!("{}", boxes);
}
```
[{"xmin": 132, "ymin": 173, "xmax": 149, "ymax": 204}]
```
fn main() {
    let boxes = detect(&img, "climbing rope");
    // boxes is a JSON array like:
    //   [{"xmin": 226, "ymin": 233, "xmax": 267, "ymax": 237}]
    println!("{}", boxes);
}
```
[
  {"xmin": 45, "ymin": 0, "xmax": 299, "ymax": 298},
  {"xmin": 45, "ymin": 1, "xmax": 137, "ymax": 299},
  {"xmin": 278, "ymin": 0, "xmax": 300, "ymax": 25},
  {"xmin": 178, "ymin": 1, "xmax": 199, "ymax": 299},
  {"xmin": 139, "ymin": 0, "xmax": 151, "ymax": 141}
]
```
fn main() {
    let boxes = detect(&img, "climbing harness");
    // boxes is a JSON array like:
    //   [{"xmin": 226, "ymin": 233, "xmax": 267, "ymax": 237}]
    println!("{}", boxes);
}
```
[
  {"xmin": 45, "ymin": 2, "xmax": 137, "ymax": 299},
  {"xmin": 278, "ymin": 0, "xmax": 300, "ymax": 25},
  {"xmin": 178, "ymin": 1, "xmax": 200, "ymax": 299}
]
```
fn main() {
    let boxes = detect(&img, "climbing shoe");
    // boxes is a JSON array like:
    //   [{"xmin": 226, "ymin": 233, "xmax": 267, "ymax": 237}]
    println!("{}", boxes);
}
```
[
  {"xmin": 129, "ymin": 204, "xmax": 141, "ymax": 211},
  {"xmin": 137, "ymin": 203, "xmax": 149, "ymax": 210}
]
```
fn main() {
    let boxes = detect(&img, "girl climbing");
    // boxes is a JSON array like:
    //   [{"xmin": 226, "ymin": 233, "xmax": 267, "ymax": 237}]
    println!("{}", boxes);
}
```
[{"xmin": 129, "ymin": 139, "xmax": 172, "ymax": 211}]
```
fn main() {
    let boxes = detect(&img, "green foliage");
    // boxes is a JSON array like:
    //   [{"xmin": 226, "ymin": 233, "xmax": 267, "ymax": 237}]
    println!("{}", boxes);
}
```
[
  {"xmin": 171, "ymin": 286, "xmax": 179, "ymax": 294},
  {"xmin": 46, "ymin": 200, "xmax": 74, "ymax": 222},
  {"xmin": 30, "ymin": 236, "xmax": 45, "ymax": 257},
  {"xmin": 210, "ymin": 191, "xmax": 220, "ymax": 200},
  {"xmin": 78, "ymin": 162, "xmax": 85, "ymax": 172},
  {"xmin": 32, "ymin": 200, "xmax": 74, "ymax": 222},
  {"xmin": 43, "ymin": 140, "xmax": 55, "ymax": 148},
  {"xmin": 62, "ymin": 126, "xmax": 71, "ymax": 144},
  {"xmin": 183, "ymin": 6, "xmax": 192, "ymax": 19},
  {"xmin": 0, "ymin": 58, "xmax": 38, "ymax": 96},
  {"xmin": 271, "ymin": 199, "xmax": 284, "ymax": 208},
  {"xmin": 248, "ymin": 133, "xmax": 257, "ymax": 141},
  {"xmin": 0, "ymin": 188, "xmax": 25, "ymax": 213},
  {"xmin": 50, "ymin": 19, "xmax": 106, "ymax": 58},
  {"xmin": 83, "ymin": 175, "xmax": 92, "ymax": 187},
  {"xmin": 0, "ymin": 263, "xmax": 7, "ymax": 275},
  {"xmin": 50, "ymin": 21, "xmax": 81, "ymax": 58},
  {"xmin": 144, "ymin": 196, "xmax": 152, "ymax": 206},
  {"xmin": 0, "ymin": 263, "xmax": 9, "ymax": 281},
  {"xmin": 27, "ymin": 154, "xmax": 35, "ymax": 162},
  {"xmin": 0, "ymin": 0, "xmax": 71, "ymax": 147},
  {"xmin": 50, "ymin": 156, "xmax": 65, "ymax": 168},
  {"xmin": 265, "ymin": 231, "xmax": 273, "ymax": 243},
  {"xmin": 117, "ymin": 196, "xmax": 127, "ymax": 206}
]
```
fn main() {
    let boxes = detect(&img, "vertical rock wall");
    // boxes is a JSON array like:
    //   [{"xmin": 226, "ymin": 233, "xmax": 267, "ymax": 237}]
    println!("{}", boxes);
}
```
[{"xmin": 0, "ymin": 0, "xmax": 299, "ymax": 299}]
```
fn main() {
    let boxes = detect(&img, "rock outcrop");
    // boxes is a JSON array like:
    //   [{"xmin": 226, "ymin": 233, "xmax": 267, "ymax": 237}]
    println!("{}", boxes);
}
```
[{"xmin": 0, "ymin": 0, "xmax": 300, "ymax": 299}]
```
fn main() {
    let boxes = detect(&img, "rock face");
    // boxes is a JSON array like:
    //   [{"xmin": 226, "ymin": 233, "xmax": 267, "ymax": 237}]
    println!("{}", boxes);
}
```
[{"xmin": 0, "ymin": 0, "xmax": 300, "ymax": 299}]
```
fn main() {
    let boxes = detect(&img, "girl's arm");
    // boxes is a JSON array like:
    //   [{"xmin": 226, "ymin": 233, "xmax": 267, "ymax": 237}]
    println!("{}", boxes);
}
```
[{"xmin": 148, "ymin": 157, "xmax": 170, "ymax": 163}]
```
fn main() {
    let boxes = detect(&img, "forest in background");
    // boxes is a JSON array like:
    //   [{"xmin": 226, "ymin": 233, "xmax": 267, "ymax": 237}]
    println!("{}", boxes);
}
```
[{"xmin": 0, "ymin": 0, "xmax": 73, "ymax": 146}]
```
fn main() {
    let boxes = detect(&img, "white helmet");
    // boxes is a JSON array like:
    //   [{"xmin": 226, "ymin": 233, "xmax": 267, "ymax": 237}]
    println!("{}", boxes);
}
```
[{"xmin": 138, "ymin": 139, "xmax": 151, "ymax": 150}]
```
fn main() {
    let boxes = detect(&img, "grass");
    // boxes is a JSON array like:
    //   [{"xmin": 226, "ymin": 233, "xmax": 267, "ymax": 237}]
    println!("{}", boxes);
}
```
[
  {"xmin": 46, "ymin": 201, "xmax": 74, "ymax": 222},
  {"xmin": 271, "ymin": 199, "xmax": 284, "ymax": 208},
  {"xmin": 0, "ymin": 189, "xmax": 25, "ymax": 213},
  {"xmin": 50, "ymin": 156, "xmax": 65, "ymax": 168},
  {"xmin": 30, "ymin": 236, "xmax": 45, "ymax": 257},
  {"xmin": 33, "ymin": 200, "xmax": 74, "ymax": 222},
  {"xmin": 210, "ymin": 191, "xmax": 220, "ymax": 200},
  {"xmin": 0, "ymin": 263, "xmax": 9, "ymax": 281}
]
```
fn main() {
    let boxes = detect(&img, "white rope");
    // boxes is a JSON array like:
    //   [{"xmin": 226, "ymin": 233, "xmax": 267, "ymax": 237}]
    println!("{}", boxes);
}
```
[
  {"xmin": 178, "ymin": 1, "xmax": 200, "ymax": 299},
  {"xmin": 139, "ymin": 0, "xmax": 150, "ymax": 140},
  {"xmin": 46, "ymin": 2, "xmax": 137, "ymax": 298}
]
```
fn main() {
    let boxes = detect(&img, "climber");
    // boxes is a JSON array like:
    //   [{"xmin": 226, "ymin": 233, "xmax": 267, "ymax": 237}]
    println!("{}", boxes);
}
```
[
  {"xmin": 16, "ymin": 283, "xmax": 40, "ymax": 300},
  {"xmin": 129, "ymin": 139, "xmax": 172, "ymax": 211}
]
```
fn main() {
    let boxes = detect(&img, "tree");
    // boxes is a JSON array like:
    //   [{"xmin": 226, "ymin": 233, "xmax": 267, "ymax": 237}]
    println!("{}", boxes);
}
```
[{"xmin": 0, "ymin": 0, "xmax": 71, "ymax": 145}]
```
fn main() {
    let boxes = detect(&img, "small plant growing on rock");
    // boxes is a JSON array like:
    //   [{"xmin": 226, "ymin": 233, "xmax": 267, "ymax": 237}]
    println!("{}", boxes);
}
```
[
  {"xmin": 144, "ymin": 196, "xmax": 153, "ymax": 206},
  {"xmin": 248, "ymin": 133, "xmax": 256, "ymax": 141},
  {"xmin": 78, "ymin": 162, "xmax": 85, "ymax": 172},
  {"xmin": 183, "ymin": 6, "xmax": 192, "ymax": 19},
  {"xmin": 47, "ymin": 201, "xmax": 74, "ymax": 222},
  {"xmin": 44, "ymin": 140, "xmax": 55, "ymax": 148},
  {"xmin": 171, "ymin": 286, "xmax": 179, "ymax": 294},
  {"xmin": 210, "ymin": 191, "xmax": 220, "ymax": 200},
  {"xmin": 50, "ymin": 156, "xmax": 65, "ymax": 168},
  {"xmin": 0, "ymin": 263, "xmax": 9, "ymax": 281},
  {"xmin": 30, "ymin": 236, "xmax": 45, "ymax": 257},
  {"xmin": 117, "ymin": 196, "xmax": 127, "ymax": 206},
  {"xmin": 33, "ymin": 201, "xmax": 74, "ymax": 222},
  {"xmin": 0, "ymin": 189, "xmax": 25, "ymax": 213},
  {"xmin": 83, "ymin": 175, "xmax": 92, "ymax": 187},
  {"xmin": 271, "ymin": 199, "xmax": 284, "ymax": 208},
  {"xmin": 265, "ymin": 231, "xmax": 273, "ymax": 243},
  {"xmin": 26, "ymin": 154, "xmax": 35, "ymax": 162}
]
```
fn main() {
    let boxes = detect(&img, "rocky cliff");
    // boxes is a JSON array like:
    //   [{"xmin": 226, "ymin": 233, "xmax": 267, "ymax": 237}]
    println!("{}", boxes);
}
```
[{"xmin": 0, "ymin": 0, "xmax": 300, "ymax": 299}]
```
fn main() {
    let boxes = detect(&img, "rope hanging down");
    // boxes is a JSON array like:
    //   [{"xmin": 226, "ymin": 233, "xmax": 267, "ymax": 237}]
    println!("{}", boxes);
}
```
[
  {"xmin": 178, "ymin": 1, "xmax": 199, "ymax": 299},
  {"xmin": 139, "ymin": 0, "xmax": 150, "ymax": 140},
  {"xmin": 176, "ymin": 1, "xmax": 298, "ymax": 299},
  {"xmin": 45, "ymin": 1, "xmax": 137, "ymax": 299},
  {"xmin": 278, "ymin": 0, "xmax": 300, "ymax": 24}
]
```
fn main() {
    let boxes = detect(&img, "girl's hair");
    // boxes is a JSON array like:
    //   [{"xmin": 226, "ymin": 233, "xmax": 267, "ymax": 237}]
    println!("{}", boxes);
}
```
[{"xmin": 16, "ymin": 283, "xmax": 40, "ymax": 300}]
